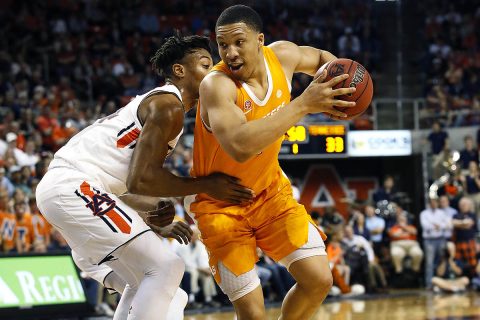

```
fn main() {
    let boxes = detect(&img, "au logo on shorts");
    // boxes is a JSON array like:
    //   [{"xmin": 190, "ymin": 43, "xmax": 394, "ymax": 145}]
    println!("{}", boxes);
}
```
[{"xmin": 75, "ymin": 181, "xmax": 132, "ymax": 234}]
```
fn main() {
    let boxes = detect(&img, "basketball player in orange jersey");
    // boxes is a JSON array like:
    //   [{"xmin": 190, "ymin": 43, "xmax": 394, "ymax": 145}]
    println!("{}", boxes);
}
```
[
  {"xmin": 36, "ymin": 35, "xmax": 253, "ymax": 320},
  {"xmin": 188, "ymin": 5, "xmax": 357, "ymax": 320}
]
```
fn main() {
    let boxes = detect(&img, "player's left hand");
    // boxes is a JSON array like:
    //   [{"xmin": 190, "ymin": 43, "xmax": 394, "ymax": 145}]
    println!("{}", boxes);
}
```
[
  {"xmin": 145, "ymin": 200, "xmax": 176, "ymax": 228},
  {"xmin": 155, "ymin": 221, "xmax": 193, "ymax": 244}
]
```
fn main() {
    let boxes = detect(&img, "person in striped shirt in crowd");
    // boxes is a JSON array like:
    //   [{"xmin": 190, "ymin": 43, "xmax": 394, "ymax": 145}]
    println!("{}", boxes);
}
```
[{"xmin": 452, "ymin": 197, "xmax": 478, "ymax": 277}]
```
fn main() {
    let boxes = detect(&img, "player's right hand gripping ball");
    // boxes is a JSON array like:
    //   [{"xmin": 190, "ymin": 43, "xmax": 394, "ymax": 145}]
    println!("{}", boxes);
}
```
[{"xmin": 316, "ymin": 58, "xmax": 374, "ymax": 120}]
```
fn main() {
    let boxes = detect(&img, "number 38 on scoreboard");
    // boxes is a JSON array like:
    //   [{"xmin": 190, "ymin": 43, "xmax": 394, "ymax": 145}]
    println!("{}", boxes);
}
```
[{"xmin": 281, "ymin": 123, "xmax": 348, "ymax": 158}]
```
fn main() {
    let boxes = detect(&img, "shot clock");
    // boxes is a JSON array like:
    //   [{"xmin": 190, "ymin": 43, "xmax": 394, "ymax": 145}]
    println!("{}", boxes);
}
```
[{"xmin": 279, "ymin": 123, "xmax": 348, "ymax": 159}]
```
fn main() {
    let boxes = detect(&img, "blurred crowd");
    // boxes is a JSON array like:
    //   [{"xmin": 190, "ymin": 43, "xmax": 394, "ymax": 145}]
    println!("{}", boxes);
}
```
[
  {"xmin": 422, "ymin": 0, "xmax": 480, "ymax": 127},
  {"xmin": 1, "ymin": 0, "xmax": 479, "ymax": 317},
  {"xmin": 314, "ymin": 172, "xmax": 480, "ymax": 298},
  {"xmin": 0, "ymin": 0, "xmax": 378, "ymax": 148}
]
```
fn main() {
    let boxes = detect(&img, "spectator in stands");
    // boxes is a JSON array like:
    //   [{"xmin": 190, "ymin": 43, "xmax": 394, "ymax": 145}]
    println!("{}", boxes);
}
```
[
  {"xmin": 439, "ymin": 195, "xmax": 457, "ymax": 240},
  {"xmin": 459, "ymin": 161, "xmax": 480, "ymax": 210},
  {"xmin": 47, "ymin": 226, "xmax": 69, "ymax": 252},
  {"xmin": 431, "ymin": 242, "xmax": 469, "ymax": 293},
  {"xmin": 389, "ymin": 213, "xmax": 423, "ymax": 275},
  {"xmin": 16, "ymin": 140, "xmax": 39, "ymax": 169},
  {"xmin": 342, "ymin": 225, "xmax": 387, "ymax": 293},
  {"xmin": 0, "ymin": 167, "xmax": 15, "ymax": 197},
  {"xmin": 428, "ymin": 121, "xmax": 449, "ymax": 155},
  {"xmin": 364, "ymin": 204, "xmax": 385, "ymax": 255},
  {"xmin": 0, "ymin": 189, "xmax": 15, "ymax": 254},
  {"xmin": 255, "ymin": 262, "xmax": 273, "ymax": 300},
  {"xmin": 29, "ymin": 198, "xmax": 50, "ymax": 253},
  {"xmin": 256, "ymin": 248, "xmax": 295, "ymax": 302},
  {"xmin": 452, "ymin": 197, "xmax": 478, "ymax": 277},
  {"xmin": 459, "ymin": 135, "xmax": 479, "ymax": 169},
  {"xmin": 420, "ymin": 197, "xmax": 450, "ymax": 288},
  {"xmin": 337, "ymin": 27, "xmax": 361, "ymax": 60},
  {"xmin": 327, "ymin": 232, "xmax": 351, "ymax": 288},
  {"xmin": 13, "ymin": 201, "xmax": 33, "ymax": 254},
  {"xmin": 425, "ymin": 85, "xmax": 449, "ymax": 124},
  {"xmin": 174, "ymin": 227, "xmax": 220, "ymax": 309},
  {"xmin": 10, "ymin": 169, "xmax": 30, "ymax": 197},
  {"xmin": 327, "ymin": 231, "xmax": 366, "ymax": 297},
  {"xmin": 438, "ymin": 171, "xmax": 464, "ymax": 208},
  {"xmin": 373, "ymin": 175, "xmax": 397, "ymax": 203},
  {"xmin": 351, "ymin": 211, "xmax": 371, "ymax": 241},
  {"xmin": 321, "ymin": 206, "xmax": 345, "ymax": 238},
  {"xmin": 432, "ymin": 147, "xmax": 456, "ymax": 181}
]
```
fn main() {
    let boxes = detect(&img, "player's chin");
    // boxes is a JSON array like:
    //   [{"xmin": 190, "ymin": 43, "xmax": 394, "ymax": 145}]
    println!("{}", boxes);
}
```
[{"xmin": 229, "ymin": 65, "xmax": 247, "ymax": 80}]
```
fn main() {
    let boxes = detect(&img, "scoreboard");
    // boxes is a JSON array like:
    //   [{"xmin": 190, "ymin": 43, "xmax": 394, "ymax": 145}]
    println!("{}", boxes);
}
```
[{"xmin": 279, "ymin": 123, "xmax": 348, "ymax": 159}]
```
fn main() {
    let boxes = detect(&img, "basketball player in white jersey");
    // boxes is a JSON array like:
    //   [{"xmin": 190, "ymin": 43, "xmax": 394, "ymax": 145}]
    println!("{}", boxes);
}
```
[{"xmin": 36, "ymin": 35, "xmax": 254, "ymax": 320}]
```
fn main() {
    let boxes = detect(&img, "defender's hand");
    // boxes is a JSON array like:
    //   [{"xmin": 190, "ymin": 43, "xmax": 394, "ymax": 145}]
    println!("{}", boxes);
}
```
[
  {"xmin": 153, "ymin": 221, "xmax": 193, "ymax": 245},
  {"xmin": 300, "ymin": 71, "xmax": 357, "ymax": 118},
  {"xmin": 145, "ymin": 200, "xmax": 176, "ymax": 228},
  {"xmin": 202, "ymin": 172, "xmax": 255, "ymax": 204}
]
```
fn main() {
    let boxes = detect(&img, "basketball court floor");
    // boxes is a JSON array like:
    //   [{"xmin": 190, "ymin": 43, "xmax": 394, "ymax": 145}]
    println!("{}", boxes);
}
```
[{"xmin": 184, "ymin": 291, "xmax": 480, "ymax": 320}]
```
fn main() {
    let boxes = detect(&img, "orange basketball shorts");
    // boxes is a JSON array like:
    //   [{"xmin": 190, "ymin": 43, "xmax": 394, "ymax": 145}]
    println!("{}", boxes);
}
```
[{"xmin": 195, "ymin": 184, "xmax": 326, "ymax": 284}]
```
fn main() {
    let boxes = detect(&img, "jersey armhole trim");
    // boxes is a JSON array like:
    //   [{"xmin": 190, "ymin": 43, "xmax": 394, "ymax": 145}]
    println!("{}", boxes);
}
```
[
  {"xmin": 199, "ymin": 102, "xmax": 213, "ymax": 133},
  {"xmin": 136, "ymin": 91, "xmax": 184, "ymax": 127}
]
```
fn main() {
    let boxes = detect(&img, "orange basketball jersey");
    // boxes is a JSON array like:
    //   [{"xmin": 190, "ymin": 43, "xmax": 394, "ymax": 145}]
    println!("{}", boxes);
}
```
[
  {"xmin": 32, "ymin": 212, "xmax": 51, "ymax": 243},
  {"xmin": 0, "ymin": 211, "xmax": 16, "ymax": 251},
  {"xmin": 191, "ymin": 46, "xmax": 292, "ymax": 215},
  {"xmin": 16, "ymin": 214, "xmax": 34, "ymax": 249}
]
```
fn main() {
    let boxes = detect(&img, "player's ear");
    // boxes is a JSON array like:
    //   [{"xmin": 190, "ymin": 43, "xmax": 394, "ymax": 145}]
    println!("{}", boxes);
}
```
[
  {"xmin": 258, "ymin": 33, "xmax": 264, "ymax": 49},
  {"xmin": 172, "ymin": 63, "xmax": 185, "ymax": 78}
]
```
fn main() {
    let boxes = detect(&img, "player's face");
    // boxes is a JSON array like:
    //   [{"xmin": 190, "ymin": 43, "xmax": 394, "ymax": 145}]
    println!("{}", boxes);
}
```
[
  {"xmin": 184, "ymin": 48, "xmax": 213, "ymax": 100},
  {"xmin": 216, "ymin": 22, "xmax": 264, "ymax": 81}
]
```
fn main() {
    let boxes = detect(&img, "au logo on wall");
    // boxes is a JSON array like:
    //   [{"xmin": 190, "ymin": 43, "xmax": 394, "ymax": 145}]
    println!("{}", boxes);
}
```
[{"xmin": 300, "ymin": 165, "xmax": 376, "ymax": 216}]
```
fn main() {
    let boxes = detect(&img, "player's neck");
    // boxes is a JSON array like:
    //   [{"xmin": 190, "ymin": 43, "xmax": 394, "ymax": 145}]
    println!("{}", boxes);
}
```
[
  {"xmin": 177, "ymin": 85, "xmax": 196, "ymax": 113},
  {"xmin": 167, "ymin": 81, "xmax": 191, "ymax": 112}
]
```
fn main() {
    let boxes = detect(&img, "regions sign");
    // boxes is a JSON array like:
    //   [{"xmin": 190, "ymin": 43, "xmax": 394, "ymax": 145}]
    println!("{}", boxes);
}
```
[{"xmin": 0, "ymin": 255, "xmax": 86, "ymax": 308}]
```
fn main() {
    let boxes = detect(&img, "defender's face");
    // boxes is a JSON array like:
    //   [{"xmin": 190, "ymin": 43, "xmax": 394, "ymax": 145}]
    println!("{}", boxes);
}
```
[
  {"xmin": 184, "ymin": 48, "xmax": 213, "ymax": 99},
  {"xmin": 216, "ymin": 22, "xmax": 264, "ymax": 81}
]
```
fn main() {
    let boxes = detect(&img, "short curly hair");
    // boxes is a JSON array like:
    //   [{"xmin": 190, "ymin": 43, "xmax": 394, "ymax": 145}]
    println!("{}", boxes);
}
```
[{"xmin": 150, "ymin": 34, "xmax": 211, "ymax": 78}]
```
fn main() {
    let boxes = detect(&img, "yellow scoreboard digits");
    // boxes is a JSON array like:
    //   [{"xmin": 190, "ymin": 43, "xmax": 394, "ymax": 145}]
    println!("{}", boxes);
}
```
[
  {"xmin": 326, "ymin": 137, "xmax": 335, "ymax": 153},
  {"xmin": 281, "ymin": 123, "xmax": 347, "ymax": 158},
  {"xmin": 286, "ymin": 125, "xmax": 307, "ymax": 143}
]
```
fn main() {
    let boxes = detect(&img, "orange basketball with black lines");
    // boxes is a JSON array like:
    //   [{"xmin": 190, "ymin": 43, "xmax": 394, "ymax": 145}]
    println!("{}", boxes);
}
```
[{"xmin": 316, "ymin": 58, "xmax": 373, "ymax": 120}]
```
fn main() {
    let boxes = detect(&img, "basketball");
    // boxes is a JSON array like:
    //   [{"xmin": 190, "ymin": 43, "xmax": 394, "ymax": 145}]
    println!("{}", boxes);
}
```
[{"xmin": 316, "ymin": 58, "xmax": 374, "ymax": 120}]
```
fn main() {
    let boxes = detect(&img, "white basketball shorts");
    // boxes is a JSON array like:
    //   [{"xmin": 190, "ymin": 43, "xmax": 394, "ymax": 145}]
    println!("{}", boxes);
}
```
[{"xmin": 36, "ymin": 166, "xmax": 151, "ymax": 265}]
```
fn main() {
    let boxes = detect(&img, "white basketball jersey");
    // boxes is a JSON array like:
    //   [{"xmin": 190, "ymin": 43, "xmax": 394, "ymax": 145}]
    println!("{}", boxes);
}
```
[{"xmin": 50, "ymin": 84, "xmax": 183, "ymax": 195}]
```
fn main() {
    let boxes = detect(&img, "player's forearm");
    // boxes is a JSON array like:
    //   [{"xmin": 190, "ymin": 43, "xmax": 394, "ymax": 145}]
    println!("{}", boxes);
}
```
[
  {"xmin": 320, "ymin": 49, "xmax": 337, "ymax": 66},
  {"xmin": 118, "ymin": 193, "xmax": 161, "ymax": 212},
  {"xmin": 127, "ymin": 168, "xmax": 207, "ymax": 198},
  {"xmin": 226, "ymin": 99, "xmax": 307, "ymax": 162}
]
